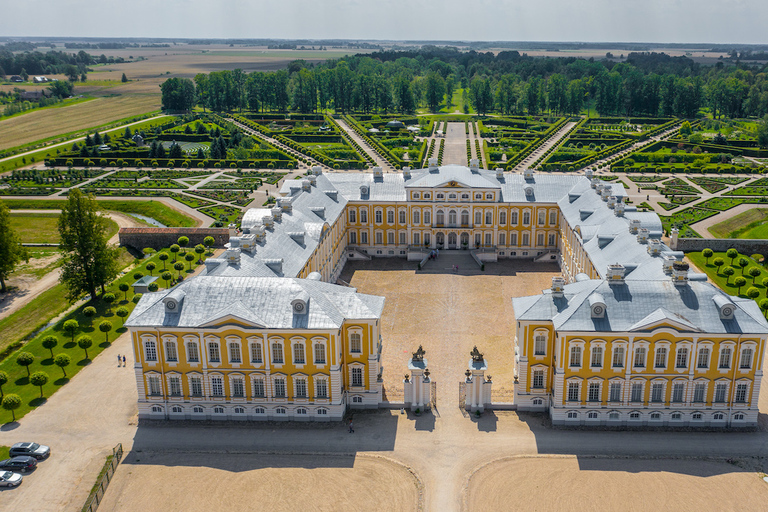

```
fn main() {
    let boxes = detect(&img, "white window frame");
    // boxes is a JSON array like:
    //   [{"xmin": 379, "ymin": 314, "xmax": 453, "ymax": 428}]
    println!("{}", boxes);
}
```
[
  {"xmin": 313, "ymin": 339, "xmax": 327, "ymax": 366},
  {"xmin": 314, "ymin": 376, "xmax": 329, "ymax": 399},
  {"xmin": 252, "ymin": 375, "xmax": 266, "ymax": 398},
  {"xmin": 162, "ymin": 336, "xmax": 178, "ymax": 363},
  {"xmin": 167, "ymin": 374, "xmax": 182, "ymax": 397},
  {"xmin": 291, "ymin": 338, "xmax": 307, "ymax": 366},
  {"xmin": 184, "ymin": 337, "xmax": 200, "ymax": 364},
  {"xmin": 209, "ymin": 374, "xmax": 224, "ymax": 397},
  {"xmin": 143, "ymin": 338, "xmax": 158, "ymax": 363},
  {"xmin": 248, "ymin": 338, "xmax": 263, "ymax": 365},
  {"xmin": 188, "ymin": 374, "xmax": 203, "ymax": 397},
  {"xmin": 226, "ymin": 337, "xmax": 242, "ymax": 365},
  {"xmin": 230, "ymin": 374, "xmax": 246, "ymax": 398},
  {"xmin": 270, "ymin": 338, "xmax": 285, "ymax": 365},
  {"xmin": 349, "ymin": 329, "xmax": 363, "ymax": 355}
]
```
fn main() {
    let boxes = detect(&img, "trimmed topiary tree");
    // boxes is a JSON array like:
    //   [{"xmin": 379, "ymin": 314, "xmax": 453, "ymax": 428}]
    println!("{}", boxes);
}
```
[
  {"xmin": 713, "ymin": 257, "xmax": 725, "ymax": 274},
  {"xmin": 42, "ymin": 335, "xmax": 58, "ymax": 359},
  {"xmin": 83, "ymin": 306, "xmax": 97, "ymax": 323},
  {"xmin": 146, "ymin": 262, "xmax": 156, "ymax": 276},
  {"xmin": 747, "ymin": 287, "xmax": 760, "ymax": 300},
  {"xmin": 116, "ymin": 307, "xmax": 129, "ymax": 325},
  {"xmin": 16, "ymin": 351, "xmax": 34, "ymax": 377},
  {"xmin": 159, "ymin": 252, "xmax": 169, "ymax": 269},
  {"xmin": 119, "ymin": 283, "xmax": 130, "ymax": 301},
  {"xmin": 30, "ymin": 371, "xmax": 49, "ymax": 398},
  {"xmin": 2, "ymin": 393, "xmax": 22, "ymax": 422},
  {"xmin": 177, "ymin": 236, "xmax": 189, "ymax": 254},
  {"xmin": 54, "ymin": 353, "xmax": 71, "ymax": 377},
  {"xmin": 0, "ymin": 371, "xmax": 7, "ymax": 398},
  {"xmin": 78, "ymin": 336, "xmax": 93, "ymax": 360},
  {"xmin": 103, "ymin": 293, "xmax": 116, "ymax": 312},
  {"xmin": 702, "ymin": 248, "xmax": 713, "ymax": 265},
  {"xmin": 99, "ymin": 320, "xmax": 113, "ymax": 343},
  {"xmin": 162, "ymin": 271, "xmax": 173, "ymax": 288},
  {"xmin": 748, "ymin": 267, "xmax": 762, "ymax": 283},
  {"xmin": 184, "ymin": 252, "xmax": 195, "ymax": 270},
  {"xmin": 169, "ymin": 244, "xmax": 180, "ymax": 262},
  {"xmin": 735, "ymin": 276, "xmax": 747, "ymax": 294},
  {"xmin": 726, "ymin": 248, "xmax": 739, "ymax": 265},
  {"xmin": 63, "ymin": 319, "xmax": 79, "ymax": 344},
  {"xmin": 723, "ymin": 266, "xmax": 735, "ymax": 284}
]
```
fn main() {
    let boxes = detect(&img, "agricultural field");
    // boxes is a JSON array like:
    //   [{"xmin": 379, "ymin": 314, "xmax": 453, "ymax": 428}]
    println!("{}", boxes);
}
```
[{"xmin": 709, "ymin": 208, "xmax": 768, "ymax": 239}]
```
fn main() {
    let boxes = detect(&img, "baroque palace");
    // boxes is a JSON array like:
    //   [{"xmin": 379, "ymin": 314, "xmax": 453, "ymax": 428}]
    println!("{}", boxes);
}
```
[{"xmin": 126, "ymin": 159, "xmax": 767, "ymax": 427}]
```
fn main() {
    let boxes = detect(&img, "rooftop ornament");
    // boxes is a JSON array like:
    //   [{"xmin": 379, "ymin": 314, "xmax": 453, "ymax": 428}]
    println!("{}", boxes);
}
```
[
  {"xmin": 404, "ymin": 374, "xmax": 410, "ymax": 383},
  {"xmin": 470, "ymin": 346, "xmax": 484, "ymax": 362},
  {"xmin": 412, "ymin": 345, "xmax": 426, "ymax": 362},
  {"xmin": 465, "ymin": 369, "xmax": 472, "ymax": 379},
  {"xmin": 424, "ymin": 369, "xmax": 430, "ymax": 379}
]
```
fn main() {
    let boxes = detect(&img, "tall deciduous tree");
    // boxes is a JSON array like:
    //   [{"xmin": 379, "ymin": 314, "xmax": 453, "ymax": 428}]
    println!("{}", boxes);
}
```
[
  {"xmin": 58, "ymin": 189, "xmax": 120, "ymax": 302},
  {"xmin": 0, "ymin": 200, "xmax": 29, "ymax": 293}
]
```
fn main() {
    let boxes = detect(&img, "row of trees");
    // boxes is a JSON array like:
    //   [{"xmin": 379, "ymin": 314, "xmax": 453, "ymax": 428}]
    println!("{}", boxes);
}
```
[{"xmin": 160, "ymin": 47, "xmax": 768, "ymax": 119}]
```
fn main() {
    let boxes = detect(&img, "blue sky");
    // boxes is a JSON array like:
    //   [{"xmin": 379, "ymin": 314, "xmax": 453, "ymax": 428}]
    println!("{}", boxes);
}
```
[{"xmin": 2, "ymin": 0, "xmax": 766, "ymax": 44}]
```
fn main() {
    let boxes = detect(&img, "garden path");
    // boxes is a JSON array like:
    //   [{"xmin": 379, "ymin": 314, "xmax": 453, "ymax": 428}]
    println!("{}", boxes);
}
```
[
  {"xmin": 334, "ymin": 118, "xmax": 394, "ymax": 171},
  {"xmin": 512, "ymin": 120, "xmax": 577, "ymax": 172}
]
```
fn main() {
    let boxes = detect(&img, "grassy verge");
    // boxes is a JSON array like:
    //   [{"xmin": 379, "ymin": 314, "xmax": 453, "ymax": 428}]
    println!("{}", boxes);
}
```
[
  {"xmin": 0, "ymin": 248, "xmax": 204, "ymax": 424},
  {"xmin": 0, "ymin": 446, "xmax": 9, "ymax": 460},
  {"xmin": 688, "ymin": 250, "xmax": 767, "ymax": 307},
  {"xmin": 9, "ymin": 212, "xmax": 119, "ymax": 243},
  {"xmin": 1, "ymin": 199, "xmax": 196, "ymax": 227}
]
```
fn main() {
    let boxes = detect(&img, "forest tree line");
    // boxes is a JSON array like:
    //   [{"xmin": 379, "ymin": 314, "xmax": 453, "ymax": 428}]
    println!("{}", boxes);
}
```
[{"xmin": 160, "ymin": 47, "xmax": 768, "ymax": 120}]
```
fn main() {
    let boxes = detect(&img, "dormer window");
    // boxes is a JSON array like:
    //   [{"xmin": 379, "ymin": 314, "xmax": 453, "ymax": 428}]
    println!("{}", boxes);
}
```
[
  {"xmin": 462, "ymin": 193, "xmax": 469, "ymax": 199},
  {"xmin": 449, "ymin": 193, "xmax": 457, "ymax": 200},
  {"xmin": 475, "ymin": 193, "xmax": 482, "ymax": 199},
  {"xmin": 424, "ymin": 193, "xmax": 431, "ymax": 199},
  {"xmin": 413, "ymin": 192, "xmax": 420, "ymax": 199},
  {"xmin": 436, "ymin": 193, "xmax": 444, "ymax": 199},
  {"xmin": 486, "ymin": 193, "xmax": 493, "ymax": 200}
]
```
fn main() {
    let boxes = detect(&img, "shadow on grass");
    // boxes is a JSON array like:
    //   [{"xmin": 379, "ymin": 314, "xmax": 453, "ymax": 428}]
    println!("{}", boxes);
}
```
[
  {"xmin": 0, "ymin": 421, "xmax": 20, "ymax": 431},
  {"xmin": 29, "ymin": 397, "xmax": 47, "ymax": 407},
  {"xmin": 54, "ymin": 377, "xmax": 70, "ymax": 386},
  {"xmin": 63, "ymin": 341, "xmax": 76, "ymax": 349},
  {"xmin": 15, "ymin": 376, "xmax": 29, "ymax": 386},
  {"xmin": 41, "ymin": 358, "xmax": 55, "ymax": 366},
  {"xmin": 116, "ymin": 327, "xmax": 127, "ymax": 334},
  {"xmin": 77, "ymin": 358, "xmax": 92, "ymax": 367},
  {"xmin": 99, "ymin": 341, "xmax": 111, "ymax": 349},
  {"xmin": 82, "ymin": 326, "xmax": 96, "ymax": 333}
]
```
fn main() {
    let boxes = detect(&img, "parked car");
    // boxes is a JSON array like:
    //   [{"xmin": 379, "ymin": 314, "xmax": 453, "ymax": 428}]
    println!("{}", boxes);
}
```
[
  {"xmin": 0, "ymin": 456, "xmax": 37, "ymax": 473},
  {"xmin": 9, "ymin": 442, "xmax": 50, "ymax": 460},
  {"xmin": 0, "ymin": 471, "xmax": 22, "ymax": 487}
]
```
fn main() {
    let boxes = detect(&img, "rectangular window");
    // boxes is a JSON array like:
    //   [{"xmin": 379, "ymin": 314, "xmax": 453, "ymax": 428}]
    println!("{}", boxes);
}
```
[
  {"xmin": 375, "ymin": 210, "xmax": 383, "ymax": 223},
  {"xmin": 609, "ymin": 382, "xmax": 622, "ymax": 402},
  {"xmin": 499, "ymin": 233, "xmax": 506, "ymax": 246},
  {"xmin": 316, "ymin": 379, "xmax": 328, "ymax": 398},
  {"xmin": 145, "ymin": 341, "xmax": 157, "ymax": 362},
  {"xmin": 522, "ymin": 233, "xmax": 530, "ymax": 246},
  {"xmin": 232, "ymin": 378, "xmax": 245, "ymax": 397},
  {"xmin": 387, "ymin": 232, "xmax": 395, "ymax": 244},
  {"xmin": 272, "ymin": 343, "xmax": 284, "ymax": 364},
  {"xmin": 211, "ymin": 376, "xmax": 223, "ymax": 396},
  {"xmin": 424, "ymin": 211, "xmax": 431, "ymax": 224},
  {"xmin": 169, "ymin": 376, "xmax": 181, "ymax": 396},
  {"xmin": 548, "ymin": 233, "xmax": 556, "ymax": 246},
  {"xmin": 250, "ymin": 343, "xmax": 262, "ymax": 363},
  {"xmin": 485, "ymin": 212, "xmax": 492, "ymax": 225},
  {"xmin": 588, "ymin": 382, "xmax": 600, "ymax": 402},
  {"xmin": 414, "ymin": 211, "xmax": 420, "ymax": 224},
  {"xmin": 190, "ymin": 377, "xmax": 202, "ymax": 397},
  {"xmin": 735, "ymin": 383, "xmax": 748, "ymax": 402},
  {"xmin": 538, "ymin": 211, "xmax": 545, "ymax": 225},
  {"xmin": 537, "ymin": 233, "xmax": 545, "ymax": 246},
  {"xmin": 399, "ymin": 211, "xmax": 406, "ymax": 224},
  {"xmin": 672, "ymin": 382, "xmax": 685, "ymax": 402},
  {"xmin": 634, "ymin": 347, "xmax": 646, "ymax": 368},
  {"xmin": 510, "ymin": 233, "xmax": 518, "ymax": 246},
  {"xmin": 229, "ymin": 342, "xmax": 241, "ymax": 363},
  {"xmin": 360, "ymin": 209, "xmax": 367, "ymax": 223},
  {"xmin": 630, "ymin": 382, "xmax": 643, "ymax": 402},
  {"xmin": 697, "ymin": 348, "xmax": 710, "ymax": 369},
  {"xmin": 349, "ymin": 231, "xmax": 357, "ymax": 245},
  {"xmin": 714, "ymin": 383, "xmax": 727, "ymax": 403},
  {"xmin": 612, "ymin": 347, "xmax": 624, "ymax": 367},
  {"xmin": 295, "ymin": 379, "xmax": 308, "ymax": 398},
  {"xmin": 719, "ymin": 347, "xmax": 731, "ymax": 368},
  {"xmin": 676, "ymin": 348, "xmax": 688, "ymax": 368},
  {"xmin": 740, "ymin": 348, "xmax": 753, "ymax": 369},
  {"xmin": 651, "ymin": 382, "xmax": 663, "ymax": 402},
  {"xmin": 148, "ymin": 375, "xmax": 161, "ymax": 395},
  {"xmin": 293, "ymin": 343, "xmax": 305, "ymax": 364},
  {"xmin": 350, "ymin": 333, "xmax": 362, "ymax": 353},
  {"xmin": 523, "ymin": 212, "xmax": 530, "ymax": 225},
  {"xmin": 208, "ymin": 343, "xmax": 220, "ymax": 363},
  {"xmin": 591, "ymin": 347, "xmax": 603, "ymax": 367},
  {"xmin": 165, "ymin": 341, "xmax": 177, "ymax": 362},
  {"xmin": 567, "ymin": 382, "xmax": 579, "ymax": 401},
  {"xmin": 532, "ymin": 370, "xmax": 544, "ymax": 388},
  {"xmin": 376, "ymin": 232, "xmax": 383, "ymax": 244},
  {"xmin": 570, "ymin": 346, "xmax": 581, "ymax": 367},
  {"xmin": 499, "ymin": 211, "xmax": 507, "ymax": 225},
  {"xmin": 413, "ymin": 233, "xmax": 420, "ymax": 245},
  {"xmin": 654, "ymin": 348, "xmax": 667, "ymax": 368},
  {"xmin": 511, "ymin": 211, "xmax": 518, "ymax": 224},
  {"xmin": 274, "ymin": 378, "xmax": 286, "ymax": 398},
  {"xmin": 314, "ymin": 343, "xmax": 326, "ymax": 364},
  {"xmin": 352, "ymin": 367, "xmax": 363, "ymax": 387},
  {"xmin": 361, "ymin": 231, "xmax": 368, "ymax": 244},
  {"xmin": 399, "ymin": 232, "xmax": 406, "ymax": 245},
  {"xmin": 252, "ymin": 378, "xmax": 265, "ymax": 398},
  {"xmin": 549, "ymin": 211, "xmax": 557, "ymax": 225},
  {"xmin": 387, "ymin": 210, "xmax": 395, "ymax": 224},
  {"xmin": 187, "ymin": 342, "xmax": 199, "ymax": 363},
  {"xmin": 485, "ymin": 233, "xmax": 492, "ymax": 245},
  {"xmin": 534, "ymin": 335, "xmax": 546, "ymax": 356},
  {"xmin": 693, "ymin": 382, "xmax": 706, "ymax": 402},
  {"xmin": 349, "ymin": 210, "xmax": 356, "ymax": 223}
]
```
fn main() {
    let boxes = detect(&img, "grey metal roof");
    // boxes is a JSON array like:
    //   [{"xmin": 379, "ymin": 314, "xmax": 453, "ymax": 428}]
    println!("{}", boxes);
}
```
[
  {"xmin": 405, "ymin": 165, "xmax": 501, "ymax": 189},
  {"xmin": 513, "ymin": 278, "xmax": 768, "ymax": 335},
  {"xmin": 126, "ymin": 276, "xmax": 385, "ymax": 330}
]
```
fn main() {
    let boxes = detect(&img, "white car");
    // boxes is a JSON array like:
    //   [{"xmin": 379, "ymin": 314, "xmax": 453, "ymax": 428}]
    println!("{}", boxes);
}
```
[{"xmin": 0, "ymin": 471, "xmax": 22, "ymax": 487}]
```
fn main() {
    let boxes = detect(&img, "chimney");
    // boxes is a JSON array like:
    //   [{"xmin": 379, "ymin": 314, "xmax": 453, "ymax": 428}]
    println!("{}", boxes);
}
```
[
  {"xmin": 373, "ymin": 167, "xmax": 383, "ymax": 179},
  {"xmin": 301, "ymin": 179, "xmax": 311, "ymax": 191},
  {"xmin": 591, "ymin": 178, "xmax": 601, "ymax": 189},
  {"xmin": 428, "ymin": 157, "xmax": 438, "ymax": 171},
  {"xmin": 253, "ymin": 225, "xmax": 266, "ymax": 241},
  {"xmin": 262, "ymin": 214, "xmax": 274, "ymax": 229},
  {"xmin": 271, "ymin": 206, "xmax": 282, "ymax": 221},
  {"xmin": 224, "ymin": 248, "xmax": 241, "ymax": 264},
  {"xmin": 637, "ymin": 227, "xmax": 649, "ymax": 243},
  {"xmin": 524, "ymin": 168, "xmax": 534, "ymax": 180},
  {"xmin": 672, "ymin": 261, "xmax": 689, "ymax": 285},
  {"xmin": 614, "ymin": 202, "xmax": 625, "ymax": 216},
  {"xmin": 265, "ymin": 258, "xmax": 283, "ymax": 274},
  {"xmin": 647, "ymin": 238, "xmax": 662, "ymax": 255},
  {"xmin": 496, "ymin": 167, "xmax": 504, "ymax": 179},
  {"xmin": 585, "ymin": 169, "xmax": 594, "ymax": 179},
  {"xmin": 607, "ymin": 263, "xmax": 625, "ymax": 284},
  {"xmin": 238, "ymin": 234, "xmax": 257, "ymax": 254},
  {"xmin": 279, "ymin": 197, "xmax": 293, "ymax": 212},
  {"xmin": 629, "ymin": 218, "xmax": 641, "ymax": 234},
  {"xmin": 601, "ymin": 187, "xmax": 611, "ymax": 201},
  {"xmin": 307, "ymin": 174, "xmax": 317, "ymax": 186},
  {"xmin": 607, "ymin": 196, "xmax": 617, "ymax": 208},
  {"xmin": 551, "ymin": 276, "xmax": 566, "ymax": 298},
  {"xmin": 662, "ymin": 252, "xmax": 677, "ymax": 274},
  {"xmin": 402, "ymin": 166, "xmax": 411, "ymax": 180},
  {"xmin": 312, "ymin": 166, "xmax": 322, "ymax": 175},
  {"xmin": 470, "ymin": 159, "xmax": 480, "ymax": 172}
]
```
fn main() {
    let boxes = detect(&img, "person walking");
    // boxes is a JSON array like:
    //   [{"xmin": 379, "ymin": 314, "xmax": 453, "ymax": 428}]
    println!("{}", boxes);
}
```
[
  {"xmin": 348, "ymin": 420, "xmax": 354, "ymax": 433},
  {"xmin": 118, "ymin": 354, "xmax": 122, "ymax": 367},
  {"xmin": 123, "ymin": 355, "xmax": 127, "ymax": 366}
]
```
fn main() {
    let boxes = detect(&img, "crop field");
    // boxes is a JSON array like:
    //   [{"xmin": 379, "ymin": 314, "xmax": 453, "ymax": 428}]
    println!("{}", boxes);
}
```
[{"xmin": 0, "ymin": 95, "xmax": 160, "ymax": 151}]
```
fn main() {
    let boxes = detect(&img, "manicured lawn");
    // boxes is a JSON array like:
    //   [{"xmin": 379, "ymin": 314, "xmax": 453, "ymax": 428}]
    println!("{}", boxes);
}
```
[
  {"xmin": 8, "ymin": 212, "xmax": 119, "ymax": 243},
  {"xmin": 709, "ymin": 208, "xmax": 768, "ymax": 239},
  {"xmin": 1, "ymin": 199, "xmax": 197, "ymax": 227},
  {"xmin": 688, "ymin": 250, "xmax": 767, "ymax": 309},
  {"xmin": 0, "ymin": 248, "xmax": 204, "ymax": 424},
  {"xmin": 0, "ymin": 446, "xmax": 9, "ymax": 460}
]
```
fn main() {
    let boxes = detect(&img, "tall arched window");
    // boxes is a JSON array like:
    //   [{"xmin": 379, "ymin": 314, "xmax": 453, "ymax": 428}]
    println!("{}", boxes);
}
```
[
  {"xmin": 461, "ymin": 210, "xmax": 469, "ymax": 225},
  {"xmin": 436, "ymin": 210, "xmax": 445, "ymax": 225},
  {"xmin": 448, "ymin": 210, "xmax": 457, "ymax": 225}
]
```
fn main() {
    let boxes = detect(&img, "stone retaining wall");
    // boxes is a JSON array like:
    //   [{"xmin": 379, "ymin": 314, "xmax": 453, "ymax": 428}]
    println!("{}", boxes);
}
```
[
  {"xmin": 118, "ymin": 228, "xmax": 230, "ymax": 251},
  {"xmin": 672, "ymin": 237, "xmax": 768, "ymax": 258}
]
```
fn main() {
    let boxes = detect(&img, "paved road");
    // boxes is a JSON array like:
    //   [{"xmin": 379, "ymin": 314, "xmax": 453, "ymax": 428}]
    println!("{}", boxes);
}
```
[{"xmin": 443, "ymin": 122, "xmax": 468, "ymax": 166}]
